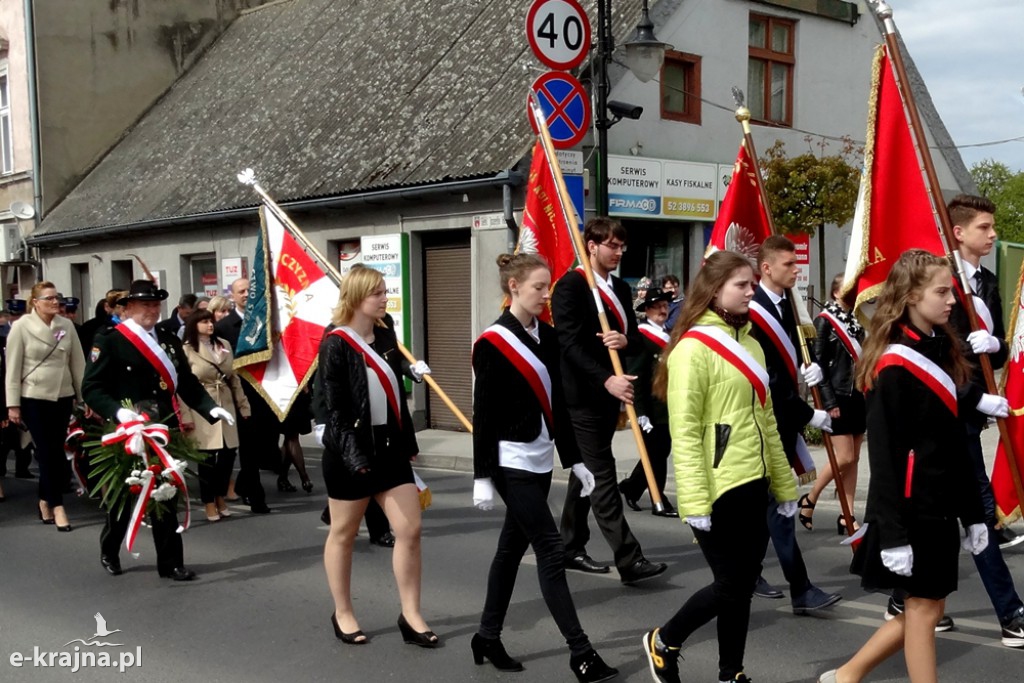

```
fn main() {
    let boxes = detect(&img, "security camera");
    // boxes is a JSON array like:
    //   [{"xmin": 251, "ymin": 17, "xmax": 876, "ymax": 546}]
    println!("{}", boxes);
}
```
[{"xmin": 608, "ymin": 101, "xmax": 643, "ymax": 120}]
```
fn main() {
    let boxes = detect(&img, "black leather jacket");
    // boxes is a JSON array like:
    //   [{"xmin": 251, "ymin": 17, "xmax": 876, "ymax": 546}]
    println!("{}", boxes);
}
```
[
  {"xmin": 813, "ymin": 308, "xmax": 864, "ymax": 409},
  {"xmin": 317, "ymin": 323, "xmax": 418, "ymax": 474}
]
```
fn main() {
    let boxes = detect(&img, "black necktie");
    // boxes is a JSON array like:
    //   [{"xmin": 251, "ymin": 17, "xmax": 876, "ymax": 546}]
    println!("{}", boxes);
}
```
[{"xmin": 973, "ymin": 271, "xmax": 986, "ymax": 300}]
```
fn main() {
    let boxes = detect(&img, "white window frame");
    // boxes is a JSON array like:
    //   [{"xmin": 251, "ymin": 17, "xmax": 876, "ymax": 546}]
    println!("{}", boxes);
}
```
[{"xmin": 0, "ymin": 63, "xmax": 12, "ymax": 174}]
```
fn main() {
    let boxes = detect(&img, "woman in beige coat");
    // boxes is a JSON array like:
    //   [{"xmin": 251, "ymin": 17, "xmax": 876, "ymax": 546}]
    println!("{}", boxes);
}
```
[
  {"xmin": 5, "ymin": 281, "xmax": 85, "ymax": 531},
  {"xmin": 179, "ymin": 310, "xmax": 250, "ymax": 521}
]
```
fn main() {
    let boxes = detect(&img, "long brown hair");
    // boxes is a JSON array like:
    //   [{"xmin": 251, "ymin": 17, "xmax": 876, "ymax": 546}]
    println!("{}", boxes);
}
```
[
  {"xmin": 855, "ymin": 249, "xmax": 971, "ymax": 391},
  {"xmin": 653, "ymin": 251, "xmax": 754, "ymax": 399}
]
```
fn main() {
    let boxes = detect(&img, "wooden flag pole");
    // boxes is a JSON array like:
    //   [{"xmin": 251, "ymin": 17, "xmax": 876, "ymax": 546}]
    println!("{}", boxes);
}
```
[
  {"xmin": 528, "ymin": 94, "xmax": 665, "ymax": 513},
  {"xmin": 874, "ymin": 0, "xmax": 1024, "ymax": 509},
  {"xmin": 238, "ymin": 171, "xmax": 474, "ymax": 433},
  {"xmin": 733, "ymin": 99, "xmax": 858, "ymax": 540}
]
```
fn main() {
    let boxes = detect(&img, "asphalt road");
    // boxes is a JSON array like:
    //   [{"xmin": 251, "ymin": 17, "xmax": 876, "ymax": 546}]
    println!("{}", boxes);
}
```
[{"xmin": 2, "ymin": 447, "xmax": 1023, "ymax": 682}]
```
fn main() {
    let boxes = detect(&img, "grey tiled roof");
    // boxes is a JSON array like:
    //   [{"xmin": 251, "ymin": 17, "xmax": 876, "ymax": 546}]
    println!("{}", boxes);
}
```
[{"xmin": 37, "ymin": 0, "xmax": 645, "ymax": 236}]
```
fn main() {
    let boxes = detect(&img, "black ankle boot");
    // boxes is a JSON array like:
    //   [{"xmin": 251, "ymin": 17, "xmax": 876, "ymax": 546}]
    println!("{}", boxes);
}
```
[
  {"xmin": 570, "ymin": 649, "xmax": 618, "ymax": 682},
  {"xmin": 471, "ymin": 634, "xmax": 524, "ymax": 672}
]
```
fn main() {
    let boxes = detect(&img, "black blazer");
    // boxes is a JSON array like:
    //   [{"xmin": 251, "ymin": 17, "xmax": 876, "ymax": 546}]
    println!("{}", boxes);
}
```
[
  {"xmin": 812, "ymin": 309, "xmax": 864, "ymax": 408},
  {"xmin": 472, "ymin": 310, "xmax": 580, "ymax": 480},
  {"xmin": 949, "ymin": 264, "xmax": 1008, "ymax": 427},
  {"xmin": 82, "ymin": 325, "xmax": 217, "ymax": 427},
  {"xmin": 316, "ymin": 322, "xmax": 418, "ymax": 474},
  {"xmin": 551, "ymin": 268, "xmax": 642, "ymax": 410},
  {"xmin": 625, "ymin": 329, "xmax": 668, "ymax": 425},
  {"xmin": 864, "ymin": 325, "xmax": 985, "ymax": 549},
  {"xmin": 155, "ymin": 312, "xmax": 184, "ymax": 338},
  {"xmin": 750, "ymin": 286, "xmax": 815, "ymax": 464},
  {"xmin": 214, "ymin": 310, "xmax": 243, "ymax": 350}
]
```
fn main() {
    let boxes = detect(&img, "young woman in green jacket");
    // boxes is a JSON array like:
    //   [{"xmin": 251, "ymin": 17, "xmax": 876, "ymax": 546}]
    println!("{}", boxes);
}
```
[{"xmin": 641, "ymin": 251, "xmax": 798, "ymax": 683}]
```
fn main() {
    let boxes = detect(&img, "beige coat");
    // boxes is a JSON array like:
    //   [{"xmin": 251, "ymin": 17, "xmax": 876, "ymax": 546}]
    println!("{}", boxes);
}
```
[
  {"xmin": 5, "ymin": 309, "xmax": 85, "ymax": 405},
  {"xmin": 179, "ymin": 341, "xmax": 250, "ymax": 450}
]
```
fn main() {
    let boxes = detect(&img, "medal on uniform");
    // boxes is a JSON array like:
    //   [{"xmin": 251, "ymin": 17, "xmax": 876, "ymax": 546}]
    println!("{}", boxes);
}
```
[{"xmin": 159, "ymin": 379, "xmax": 168, "ymax": 390}]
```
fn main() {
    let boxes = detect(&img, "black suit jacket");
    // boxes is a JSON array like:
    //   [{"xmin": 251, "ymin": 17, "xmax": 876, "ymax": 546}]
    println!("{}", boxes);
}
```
[
  {"xmin": 82, "ymin": 325, "xmax": 218, "ymax": 427},
  {"xmin": 551, "ymin": 269, "xmax": 642, "ymax": 410},
  {"xmin": 215, "ymin": 310, "xmax": 243, "ymax": 350},
  {"xmin": 155, "ymin": 311, "xmax": 184, "ymax": 338},
  {"xmin": 750, "ymin": 286, "xmax": 815, "ymax": 464},
  {"xmin": 949, "ymin": 264, "xmax": 1008, "ymax": 427}
]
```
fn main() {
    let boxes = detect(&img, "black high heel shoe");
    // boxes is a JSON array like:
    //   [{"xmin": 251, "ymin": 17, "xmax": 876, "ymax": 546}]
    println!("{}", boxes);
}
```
[
  {"xmin": 569, "ymin": 649, "xmax": 618, "ymax": 683},
  {"xmin": 277, "ymin": 478, "xmax": 297, "ymax": 493},
  {"xmin": 398, "ymin": 614, "xmax": 439, "ymax": 648},
  {"xmin": 837, "ymin": 515, "xmax": 859, "ymax": 535},
  {"xmin": 798, "ymin": 493, "xmax": 816, "ymax": 531},
  {"xmin": 330, "ymin": 613, "xmax": 367, "ymax": 644},
  {"xmin": 301, "ymin": 479, "xmax": 314, "ymax": 493},
  {"xmin": 471, "ymin": 634, "xmax": 523, "ymax": 671}
]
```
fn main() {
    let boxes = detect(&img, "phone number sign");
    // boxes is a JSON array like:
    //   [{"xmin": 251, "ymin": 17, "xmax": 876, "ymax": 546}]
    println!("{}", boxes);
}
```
[{"xmin": 608, "ymin": 155, "xmax": 719, "ymax": 221}]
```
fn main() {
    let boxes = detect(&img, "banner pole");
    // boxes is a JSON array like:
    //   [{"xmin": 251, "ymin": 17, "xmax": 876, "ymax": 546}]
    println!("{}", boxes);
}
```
[
  {"xmin": 238, "ymin": 172, "xmax": 474, "ymax": 433},
  {"xmin": 529, "ymin": 94, "xmax": 665, "ymax": 513}
]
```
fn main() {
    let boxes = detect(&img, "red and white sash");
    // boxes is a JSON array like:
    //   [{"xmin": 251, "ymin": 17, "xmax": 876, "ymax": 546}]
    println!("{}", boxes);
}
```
[
  {"xmin": 955, "ymin": 279, "xmax": 995, "ymax": 333},
  {"xmin": 575, "ymin": 266, "xmax": 629, "ymax": 332},
  {"xmin": 874, "ymin": 343, "xmax": 958, "ymax": 416},
  {"xmin": 478, "ymin": 324, "xmax": 554, "ymax": 427},
  {"xmin": 638, "ymin": 322, "xmax": 670, "ymax": 349},
  {"xmin": 749, "ymin": 300, "xmax": 798, "ymax": 384},
  {"xmin": 684, "ymin": 325, "xmax": 769, "ymax": 407},
  {"xmin": 331, "ymin": 327, "xmax": 403, "ymax": 428},
  {"xmin": 817, "ymin": 309, "xmax": 862, "ymax": 361},
  {"xmin": 116, "ymin": 319, "xmax": 178, "ymax": 393}
]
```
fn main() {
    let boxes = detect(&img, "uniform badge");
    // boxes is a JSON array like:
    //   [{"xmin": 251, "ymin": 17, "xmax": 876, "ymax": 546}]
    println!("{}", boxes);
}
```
[
  {"xmin": 90, "ymin": 347, "xmax": 100, "ymax": 363},
  {"xmin": 159, "ymin": 379, "xmax": 168, "ymax": 390}
]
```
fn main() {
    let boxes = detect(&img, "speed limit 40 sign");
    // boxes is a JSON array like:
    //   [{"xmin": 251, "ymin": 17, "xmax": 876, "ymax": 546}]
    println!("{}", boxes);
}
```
[{"xmin": 526, "ymin": 0, "xmax": 591, "ymax": 71}]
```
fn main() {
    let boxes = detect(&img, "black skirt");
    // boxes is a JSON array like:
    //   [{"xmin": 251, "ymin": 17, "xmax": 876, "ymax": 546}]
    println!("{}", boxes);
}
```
[
  {"xmin": 322, "ymin": 425, "xmax": 414, "ymax": 500},
  {"xmin": 850, "ymin": 516, "xmax": 961, "ymax": 600},
  {"xmin": 830, "ymin": 391, "xmax": 866, "ymax": 436}
]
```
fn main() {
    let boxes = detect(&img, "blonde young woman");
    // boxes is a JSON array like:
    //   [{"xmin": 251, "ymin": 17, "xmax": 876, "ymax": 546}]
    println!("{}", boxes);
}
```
[
  {"xmin": 179, "ymin": 309, "xmax": 250, "ymax": 521},
  {"xmin": 5, "ymin": 282, "xmax": 86, "ymax": 531},
  {"xmin": 317, "ymin": 264, "xmax": 435, "ymax": 647},
  {"xmin": 207, "ymin": 295, "xmax": 232, "ymax": 322}
]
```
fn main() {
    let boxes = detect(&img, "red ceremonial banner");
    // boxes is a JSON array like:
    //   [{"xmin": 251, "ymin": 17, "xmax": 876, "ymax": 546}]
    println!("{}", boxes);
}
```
[
  {"xmin": 992, "ymin": 268, "xmax": 1024, "ymax": 523},
  {"xmin": 705, "ymin": 140, "xmax": 772, "ymax": 267},
  {"xmin": 842, "ymin": 45, "xmax": 945, "ymax": 312}
]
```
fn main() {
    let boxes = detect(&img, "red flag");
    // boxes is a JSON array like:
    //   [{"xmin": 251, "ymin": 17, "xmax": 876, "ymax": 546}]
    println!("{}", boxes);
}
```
[
  {"xmin": 992, "ymin": 265, "xmax": 1024, "ymax": 523},
  {"xmin": 513, "ymin": 142, "xmax": 577, "ymax": 321},
  {"xmin": 704, "ymin": 140, "xmax": 772, "ymax": 268},
  {"xmin": 841, "ymin": 45, "xmax": 944, "ymax": 312}
]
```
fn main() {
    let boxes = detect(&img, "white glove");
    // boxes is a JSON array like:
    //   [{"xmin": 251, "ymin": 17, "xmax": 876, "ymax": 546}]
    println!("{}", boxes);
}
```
[
  {"xmin": 686, "ymin": 515, "xmax": 711, "ymax": 532},
  {"xmin": 777, "ymin": 500, "xmax": 798, "ymax": 518},
  {"xmin": 313, "ymin": 424, "xmax": 325, "ymax": 447},
  {"xmin": 962, "ymin": 523, "xmax": 989, "ymax": 555},
  {"xmin": 880, "ymin": 545, "xmax": 914, "ymax": 577},
  {"xmin": 572, "ymin": 463, "xmax": 596, "ymax": 497},
  {"xmin": 637, "ymin": 415, "xmax": 653, "ymax": 433},
  {"xmin": 473, "ymin": 478, "xmax": 495, "ymax": 510},
  {"xmin": 116, "ymin": 408, "xmax": 143, "ymax": 424},
  {"xmin": 410, "ymin": 360, "xmax": 431, "ymax": 381},
  {"xmin": 801, "ymin": 363, "xmax": 824, "ymax": 388},
  {"xmin": 209, "ymin": 406, "xmax": 235, "ymax": 426},
  {"xmin": 967, "ymin": 330, "xmax": 1001, "ymax": 355},
  {"xmin": 976, "ymin": 393, "xmax": 1010, "ymax": 418},
  {"xmin": 809, "ymin": 409, "xmax": 833, "ymax": 433}
]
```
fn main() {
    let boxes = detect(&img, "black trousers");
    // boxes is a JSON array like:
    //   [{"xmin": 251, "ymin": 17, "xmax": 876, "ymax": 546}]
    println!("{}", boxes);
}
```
[
  {"xmin": 198, "ymin": 447, "xmax": 237, "ymax": 503},
  {"xmin": 235, "ymin": 382, "xmax": 271, "ymax": 505},
  {"xmin": 660, "ymin": 479, "xmax": 771, "ymax": 680},
  {"xmin": 560, "ymin": 406, "xmax": 643, "ymax": 571},
  {"xmin": 101, "ymin": 504, "xmax": 185, "ymax": 574},
  {"xmin": 21, "ymin": 396, "xmax": 74, "ymax": 508},
  {"xmin": 480, "ymin": 467, "xmax": 591, "ymax": 656},
  {"xmin": 619, "ymin": 423, "xmax": 671, "ymax": 506},
  {"xmin": 0, "ymin": 422, "xmax": 32, "ymax": 476}
]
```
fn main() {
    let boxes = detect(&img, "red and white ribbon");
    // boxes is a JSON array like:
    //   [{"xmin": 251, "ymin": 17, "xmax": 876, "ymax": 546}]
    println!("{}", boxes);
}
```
[
  {"xmin": 638, "ymin": 322, "xmax": 670, "ymax": 349},
  {"xmin": 874, "ymin": 343, "xmax": 958, "ymax": 416},
  {"xmin": 817, "ymin": 309, "xmax": 861, "ymax": 361},
  {"xmin": 749, "ymin": 300, "xmax": 799, "ymax": 384},
  {"xmin": 477, "ymin": 324, "xmax": 554, "ymax": 427},
  {"xmin": 103, "ymin": 419, "xmax": 190, "ymax": 553},
  {"xmin": 64, "ymin": 417, "xmax": 88, "ymax": 496},
  {"xmin": 684, "ymin": 325, "xmax": 770, "ymax": 407},
  {"xmin": 575, "ymin": 266, "xmax": 629, "ymax": 332},
  {"xmin": 330, "ymin": 327, "xmax": 403, "ymax": 428}
]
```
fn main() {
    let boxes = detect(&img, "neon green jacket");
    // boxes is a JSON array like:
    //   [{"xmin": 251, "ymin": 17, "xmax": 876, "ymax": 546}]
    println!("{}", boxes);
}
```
[{"xmin": 667, "ymin": 310, "xmax": 798, "ymax": 518}]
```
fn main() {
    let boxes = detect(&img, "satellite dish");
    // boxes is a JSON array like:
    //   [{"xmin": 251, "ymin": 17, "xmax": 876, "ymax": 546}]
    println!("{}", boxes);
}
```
[{"xmin": 9, "ymin": 201, "xmax": 35, "ymax": 220}]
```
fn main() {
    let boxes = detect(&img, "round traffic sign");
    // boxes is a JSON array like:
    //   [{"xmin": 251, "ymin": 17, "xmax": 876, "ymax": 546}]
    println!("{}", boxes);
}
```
[
  {"xmin": 528, "ymin": 71, "xmax": 591, "ymax": 149},
  {"xmin": 526, "ymin": 0, "xmax": 591, "ymax": 71}
]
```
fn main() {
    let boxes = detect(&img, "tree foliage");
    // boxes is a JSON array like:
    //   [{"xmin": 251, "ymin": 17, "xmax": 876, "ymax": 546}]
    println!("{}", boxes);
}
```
[
  {"xmin": 970, "ymin": 159, "xmax": 1024, "ymax": 244},
  {"xmin": 759, "ymin": 137, "xmax": 861, "ymax": 236}
]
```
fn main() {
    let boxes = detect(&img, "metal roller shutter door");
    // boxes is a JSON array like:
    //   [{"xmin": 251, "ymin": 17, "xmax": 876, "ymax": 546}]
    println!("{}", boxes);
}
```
[{"xmin": 424, "ymin": 245, "xmax": 473, "ymax": 431}]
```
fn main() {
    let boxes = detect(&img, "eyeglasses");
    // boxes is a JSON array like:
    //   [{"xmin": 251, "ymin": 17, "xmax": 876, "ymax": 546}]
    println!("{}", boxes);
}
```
[
  {"xmin": 599, "ymin": 241, "xmax": 628, "ymax": 253},
  {"xmin": 35, "ymin": 295, "xmax": 63, "ymax": 302}
]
